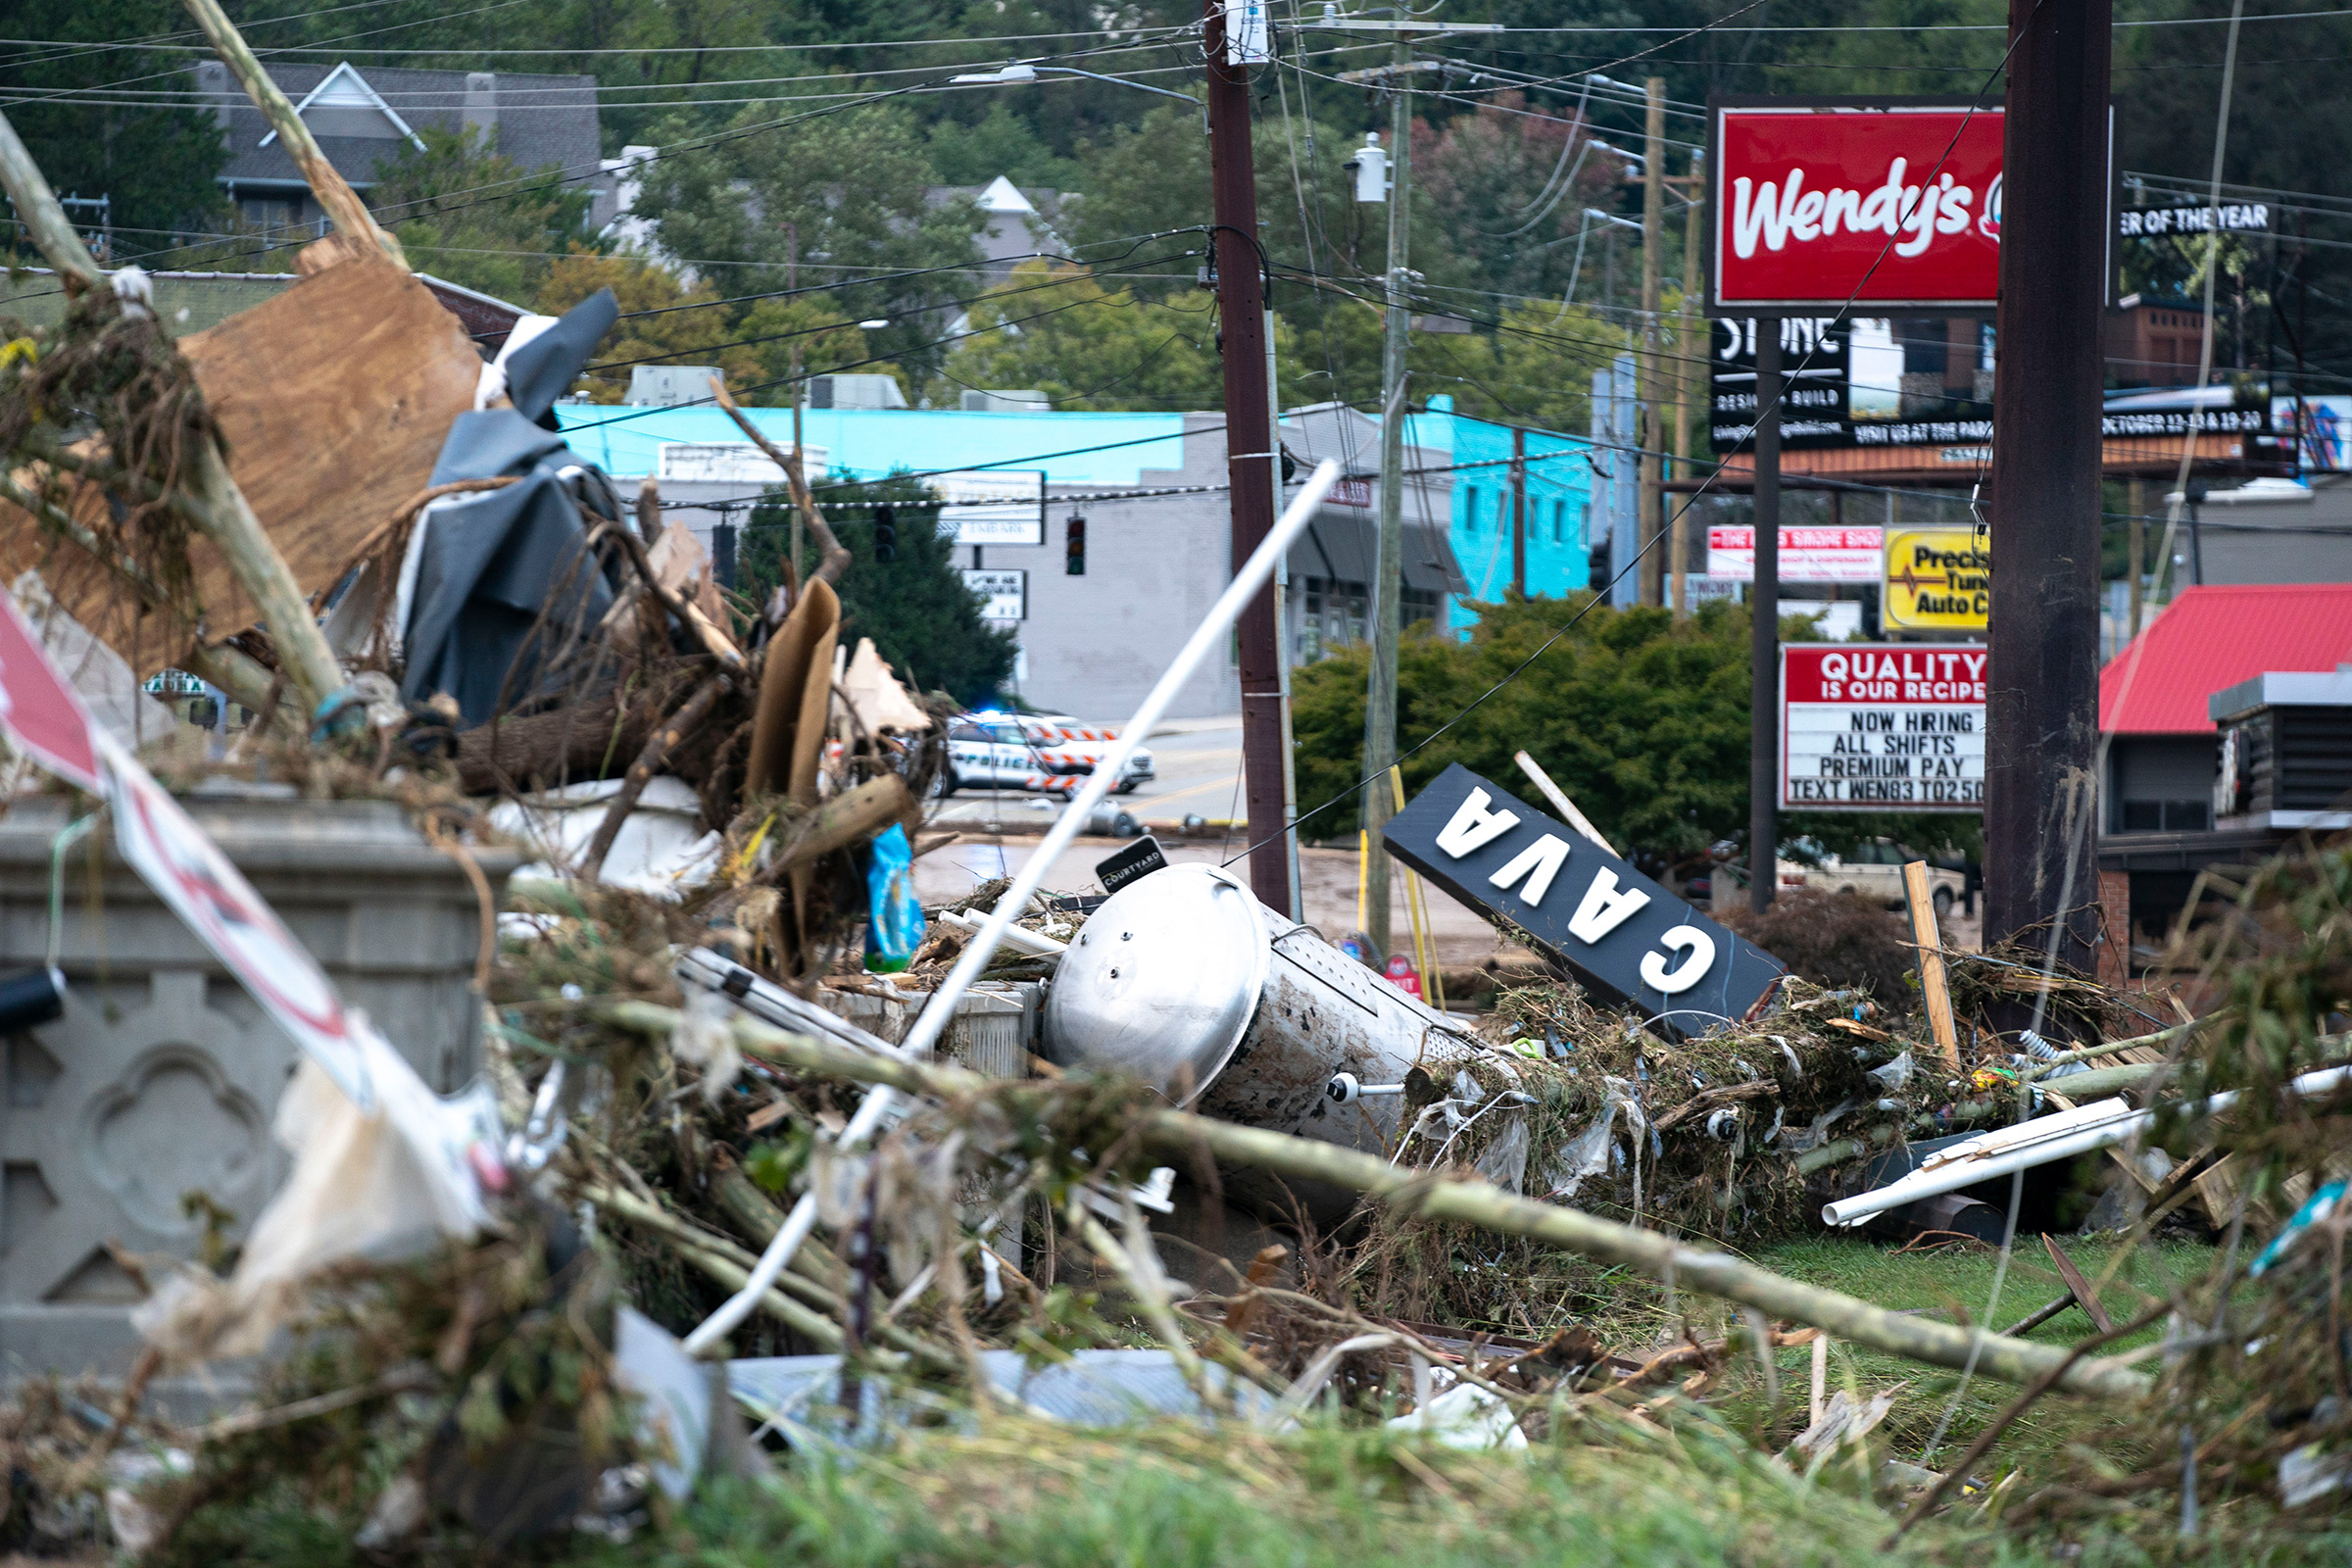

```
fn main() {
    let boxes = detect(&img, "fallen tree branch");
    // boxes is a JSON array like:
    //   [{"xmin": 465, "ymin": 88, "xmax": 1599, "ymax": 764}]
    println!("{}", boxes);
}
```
[
  {"xmin": 1890, "ymin": 1299, "xmax": 2171, "ymax": 1540},
  {"xmin": 179, "ymin": 0, "xmax": 404, "ymax": 268},
  {"xmin": 619, "ymin": 477, "xmax": 747, "ymax": 670},
  {"xmin": 602, "ymin": 1004, "xmax": 2156, "ymax": 1402},
  {"xmin": 709, "ymin": 377, "xmax": 851, "ymax": 587}
]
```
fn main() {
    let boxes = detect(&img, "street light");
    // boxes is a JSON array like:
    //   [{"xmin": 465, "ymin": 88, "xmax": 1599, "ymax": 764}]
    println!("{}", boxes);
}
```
[{"xmin": 949, "ymin": 60, "xmax": 1200, "ymax": 106}]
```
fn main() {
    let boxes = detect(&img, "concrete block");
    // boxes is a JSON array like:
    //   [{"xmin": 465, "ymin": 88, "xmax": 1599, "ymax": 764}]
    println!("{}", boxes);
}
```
[{"xmin": 0, "ymin": 791, "xmax": 515, "ymax": 1387}]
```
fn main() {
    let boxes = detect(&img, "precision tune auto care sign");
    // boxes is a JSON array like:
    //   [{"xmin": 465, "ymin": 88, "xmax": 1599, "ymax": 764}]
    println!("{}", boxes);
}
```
[
  {"xmin": 1385, "ymin": 765, "xmax": 1785, "ymax": 1037},
  {"xmin": 1708, "ymin": 99, "xmax": 2005, "ymax": 311},
  {"xmin": 1782, "ymin": 643, "xmax": 1986, "ymax": 812}
]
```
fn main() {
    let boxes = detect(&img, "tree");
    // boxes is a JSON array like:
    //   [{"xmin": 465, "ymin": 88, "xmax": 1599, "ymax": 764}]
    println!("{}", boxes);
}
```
[
  {"xmin": 633, "ymin": 101, "xmax": 981, "ymax": 389},
  {"xmin": 943, "ymin": 262, "xmax": 1229, "ymax": 411},
  {"xmin": 370, "ymin": 127, "xmax": 599, "ymax": 306},
  {"xmin": 1289, "ymin": 594, "xmax": 1972, "ymax": 871},
  {"xmin": 742, "ymin": 474, "xmax": 1016, "ymax": 708},
  {"xmin": 1413, "ymin": 95, "xmax": 1622, "ymax": 306},
  {"xmin": 0, "ymin": 0, "xmax": 225, "ymax": 252}
]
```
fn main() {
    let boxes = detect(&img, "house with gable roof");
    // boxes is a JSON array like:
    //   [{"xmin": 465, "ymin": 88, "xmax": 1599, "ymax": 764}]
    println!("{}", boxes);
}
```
[{"xmin": 188, "ymin": 59, "xmax": 621, "ymax": 239}]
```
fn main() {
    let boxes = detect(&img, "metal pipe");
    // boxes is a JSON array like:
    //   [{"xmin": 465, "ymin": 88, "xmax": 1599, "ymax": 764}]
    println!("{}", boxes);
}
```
[
  {"xmin": 1824, "ymin": 1065, "xmax": 2352, "ymax": 1228},
  {"xmin": 679, "ymin": 460, "xmax": 1342, "ymax": 1357}
]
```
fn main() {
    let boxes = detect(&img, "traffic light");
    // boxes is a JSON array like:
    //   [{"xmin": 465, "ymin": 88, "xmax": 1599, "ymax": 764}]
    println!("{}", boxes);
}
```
[
  {"xmin": 1065, "ymin": 513, "xmax": 1086, "ymax": 575},
  {"xmin": 873, "ymin": 504, "xmax": 898, "ymax": 563}
]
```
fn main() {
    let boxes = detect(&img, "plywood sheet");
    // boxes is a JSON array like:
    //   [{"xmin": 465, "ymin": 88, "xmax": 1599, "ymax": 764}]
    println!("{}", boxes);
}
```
[
  {"xmin": 0, "ymin": 260, "xmax": 481, "ymax": 674},
  {"xmin": 176, "ymin": 258, "xmax": 482, "ymax": 648}
]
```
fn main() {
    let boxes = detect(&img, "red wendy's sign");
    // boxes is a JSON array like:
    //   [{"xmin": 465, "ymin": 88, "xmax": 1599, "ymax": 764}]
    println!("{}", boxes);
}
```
[{"xmin": 1708, "ymin": 100, "xmax": 2004, "ymax": 311}]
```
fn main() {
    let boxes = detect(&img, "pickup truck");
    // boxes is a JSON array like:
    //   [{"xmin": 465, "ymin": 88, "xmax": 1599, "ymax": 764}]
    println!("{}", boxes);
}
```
[{"xmin": 1782, "ymin": 837, "xmax": 1963, "ymax": 916}]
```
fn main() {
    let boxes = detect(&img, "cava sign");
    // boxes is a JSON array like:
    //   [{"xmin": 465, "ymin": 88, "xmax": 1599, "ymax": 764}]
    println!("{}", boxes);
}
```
[{"xmin": 1383, "ymin": 765, "xmax": 1785, "ymax": 1038}]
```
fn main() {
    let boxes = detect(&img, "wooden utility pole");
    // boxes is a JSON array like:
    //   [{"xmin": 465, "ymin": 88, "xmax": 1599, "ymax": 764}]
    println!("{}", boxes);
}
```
[
  {"xmin": 1203, "ymin": 0, "xmax": 1296, "ymax": 916},
  {"xmin": 1637, "ymin": 77, "xmax": 1666, "ymax": 608},
  {"xmin": 1361, "ymin": 36, "xmax": 1414, "ymax": 956},
  {"xmin": 1672, "ymin": 148, "xmax": 1704, "ymax": 620},
  {"xmin": 1984, "ymin": 0, "xmax": 2114, "ymax": 974}
]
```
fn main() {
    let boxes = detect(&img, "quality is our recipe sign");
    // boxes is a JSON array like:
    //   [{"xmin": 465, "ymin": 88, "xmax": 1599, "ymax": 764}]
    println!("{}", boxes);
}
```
[{"xmin": 1782, "ymin": 643, "xmax": 1985, "ymax": 812}]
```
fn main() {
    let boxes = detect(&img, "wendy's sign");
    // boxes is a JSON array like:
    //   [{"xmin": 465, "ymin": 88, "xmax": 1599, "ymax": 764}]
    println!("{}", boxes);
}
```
[{"xmin": 1707, "ymin": 99, "xmax": 2006, "ymax": 311}]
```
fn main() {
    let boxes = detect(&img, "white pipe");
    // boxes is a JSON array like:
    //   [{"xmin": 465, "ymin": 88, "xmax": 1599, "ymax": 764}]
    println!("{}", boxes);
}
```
[
  {"xmin": 936, "ymin": 906, "xmax": 1067, "ymax": 957},
  {"xmin": 680, "ymin": 459, "xmax": 1342, "ymax": 1357},
  {"xmin": 1824, "ymin": 1065, "xmax": 2352, "ymax": 1228}
]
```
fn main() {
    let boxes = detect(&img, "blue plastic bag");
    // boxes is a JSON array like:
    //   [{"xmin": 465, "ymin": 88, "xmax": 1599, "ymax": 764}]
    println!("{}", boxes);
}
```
[{"xmin": 863, "ymin": 824, "xmax": 925, "ymax": 973}]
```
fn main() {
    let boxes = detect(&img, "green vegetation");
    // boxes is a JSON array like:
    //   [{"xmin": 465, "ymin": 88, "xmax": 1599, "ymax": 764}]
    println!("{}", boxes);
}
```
[
  {"xmin": 742, "ymin": 473, "xmax": 1015, "ymax": 706},
  {"xmin": 1289, "ymin": 595, "xmax": 1978, "ymax": 869}
]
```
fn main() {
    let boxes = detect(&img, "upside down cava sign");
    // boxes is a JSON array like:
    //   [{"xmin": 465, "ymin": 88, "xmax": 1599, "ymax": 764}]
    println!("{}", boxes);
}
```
[
  {"xmin": 1708, "ymin": 99, "xmax": 2005, "ymax": 311},
  {"xmin": 1385, "ymin": 765, "xmax": 1785, "ymax": 1038}
]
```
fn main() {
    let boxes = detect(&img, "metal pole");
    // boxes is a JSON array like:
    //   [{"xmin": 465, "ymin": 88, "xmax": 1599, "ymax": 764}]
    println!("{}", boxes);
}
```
[
  {"xmin": 787, "ymin": 221, "xmax": 804, "ymax": 579},
  {"xmin": 1361, "ymin": 35, "xmax": 1413, "ymax": 959},
  {"xmin": 1749, "ymin": 321, "xmax": 1782, "ymax": 915},
  {"xmin": 1984, "ymin": 0, "xmax": 2112, "ymax": 969},
  {"xmin": 1270, "ymin": 307, "xmax": 1304, "ymax": 920},
  {"xmin": 1510, "ymin": 424, "xmax": 1527, "ymax": 597},
  {"xmin": 1204, "ymin": 0, "xmax": 1293, "ymax": 914},
  {"xmin": 1673, "ymin": 149, "xmax": 1704, "ymax": 621},
  {"xmin": 1638, "ymin": 76, "xmax": 1666, "ymax": 608}
]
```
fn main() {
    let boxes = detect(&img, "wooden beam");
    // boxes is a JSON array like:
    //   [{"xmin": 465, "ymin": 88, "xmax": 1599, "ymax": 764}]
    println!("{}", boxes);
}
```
[{"xmin": 1903, "ymin": 859, "xmax": 1961, "ymax": 1070}]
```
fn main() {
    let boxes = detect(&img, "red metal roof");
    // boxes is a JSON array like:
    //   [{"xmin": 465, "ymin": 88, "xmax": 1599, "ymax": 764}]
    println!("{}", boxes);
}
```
[{"xmin": 2100, "ymin": 584, "xmax": 2352, "ymax": 736}]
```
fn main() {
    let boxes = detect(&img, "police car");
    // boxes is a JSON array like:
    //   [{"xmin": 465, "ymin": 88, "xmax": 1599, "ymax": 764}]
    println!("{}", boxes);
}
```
[{"xmin": 939, "ymin": 712, "xmax": 1154, "ymax": 797}]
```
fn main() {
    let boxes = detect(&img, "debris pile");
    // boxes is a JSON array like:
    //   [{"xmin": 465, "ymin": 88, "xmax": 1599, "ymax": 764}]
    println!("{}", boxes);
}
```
[{"xmin": 8, "ymin": 27, "xmax": 2352, "ymax": 1564}]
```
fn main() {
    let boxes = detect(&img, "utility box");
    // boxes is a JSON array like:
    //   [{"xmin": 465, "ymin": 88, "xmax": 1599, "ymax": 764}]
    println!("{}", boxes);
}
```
[
  {"xmin": 2210, "ymin": 665, "xmax": 2352, "ymax": 832},
  {"xmin": 0, "ymin": 792, "xmax": 514, "ymax": 1389}
]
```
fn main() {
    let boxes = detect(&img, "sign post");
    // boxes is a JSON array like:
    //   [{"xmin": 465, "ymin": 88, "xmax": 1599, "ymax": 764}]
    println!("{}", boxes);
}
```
[{"xmin": 1707, "ymin": 97, "xmax": 2009, "ymax": 911}]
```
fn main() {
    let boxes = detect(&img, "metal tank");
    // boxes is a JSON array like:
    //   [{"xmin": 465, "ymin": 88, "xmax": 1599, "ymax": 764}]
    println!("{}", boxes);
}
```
[{"xmin": 1043, "ymin": 864, "xmax": 1502, "ymax": 1218}]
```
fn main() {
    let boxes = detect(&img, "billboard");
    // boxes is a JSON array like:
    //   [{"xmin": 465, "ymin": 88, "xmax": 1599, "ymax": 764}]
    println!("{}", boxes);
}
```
[
  {"xmin": 1710, "ymin": 316, "xmax": 1907, "ymax": 452},
  {"xmin": 935, "ymin": 470, "xmax": 1046, "ymax": 545},
  {"xmin": 1708, "ymin": 99, "xmax": 2005, "ymax": 311},
  {"xmin": 1882, "ymin": 527, "xmax": 1990, "ymax": 631},
  {"xmin": 1707, "ymin": 526, "xmax": 1885, "ymax": 584},
  {"xmin": 1782, "ymin": 643, "xmax": 1985, "ymax": 812}
]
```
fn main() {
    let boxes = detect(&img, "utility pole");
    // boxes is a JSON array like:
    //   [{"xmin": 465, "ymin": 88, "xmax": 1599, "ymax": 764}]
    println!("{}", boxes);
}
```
[
  {"xmin": 1637, "ymin": 77, "xmax": 1666, "ymax": 608},
  {"xmin": 1510, "ymin": 425, "xmax": 1527, "ymax": 596},
  {"xmin": 1984, "ymin": 0, "xmax": 2113, "ymax": 976},
  {"xmin": 787, "ymin": 220, "xmax": 805, "ymax": 577},
  {"xmin": 1748, "ymin": 324, "xmax": 1783, "ymax": 914},
  {"xmin": 1672, "ymin": 149, "xmax": 1704, "ymax": 620},
  {"xmin": 1359, "ymin": 31, "xmax": 1414, "ymax": 959},
  {"xmin": 1203, "ymin": 0, "xmax": 1295, "ymax": 916}
]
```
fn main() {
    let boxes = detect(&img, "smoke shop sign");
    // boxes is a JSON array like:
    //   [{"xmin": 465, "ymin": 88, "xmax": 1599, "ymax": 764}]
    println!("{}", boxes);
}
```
[
  {"xmin": 1783, "ymin": 643, "xmax": 1985, "ymax": 812},
  {"xmin": 1384, "ymin": 764, "xmax": 1786, "ymax": 1037}
]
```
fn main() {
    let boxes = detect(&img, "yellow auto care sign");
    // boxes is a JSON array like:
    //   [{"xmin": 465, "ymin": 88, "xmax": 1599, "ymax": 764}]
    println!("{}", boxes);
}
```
[{"xmin": 1883, "ymin": 527, "xmax": 1990, "ymax": 630}]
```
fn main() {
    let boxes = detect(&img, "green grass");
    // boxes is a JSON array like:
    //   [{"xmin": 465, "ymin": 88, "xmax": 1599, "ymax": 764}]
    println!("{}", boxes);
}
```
[
  {"xmin": 1689, "ymin": 1235, "xmax": 2215, "ymax": 1478},
  {"xmin": 598, "ymin": 1420, "xmax": 2058, "ymax": 1568}
]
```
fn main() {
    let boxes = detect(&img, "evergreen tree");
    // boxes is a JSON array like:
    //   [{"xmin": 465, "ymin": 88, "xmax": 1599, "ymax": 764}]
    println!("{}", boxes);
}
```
[{"xmin": 741, "ymin": 473, "xmax": 1016, "ymax": 708}]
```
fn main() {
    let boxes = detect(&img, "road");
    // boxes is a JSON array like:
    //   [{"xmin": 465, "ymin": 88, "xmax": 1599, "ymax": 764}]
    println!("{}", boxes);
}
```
[{"xmin": 926, "ymin": 715, "xmax": 1248, "ymax": 829}]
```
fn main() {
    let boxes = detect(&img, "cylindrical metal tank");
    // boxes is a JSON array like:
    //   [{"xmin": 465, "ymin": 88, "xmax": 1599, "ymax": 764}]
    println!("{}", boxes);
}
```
[{"xmin": 1044, "ymin": 864, "xmax": 1503, "ymax": 1219}]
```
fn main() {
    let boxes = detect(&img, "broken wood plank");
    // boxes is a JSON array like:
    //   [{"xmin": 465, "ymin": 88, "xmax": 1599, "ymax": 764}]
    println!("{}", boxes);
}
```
[
  {"xmin": 1903, "ymin": 859, "xmax": 1961, "ymax": 1071},
  {"xmin": 2040, "ymin": 1234, "xmax": 2114, "ymax": 1334}
]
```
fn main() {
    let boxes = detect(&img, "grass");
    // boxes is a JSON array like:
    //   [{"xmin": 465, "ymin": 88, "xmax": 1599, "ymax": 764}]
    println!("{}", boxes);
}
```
[{"xmin": 592, "ymin": 1420, "xmax": 2059, "ymax": 1568}]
